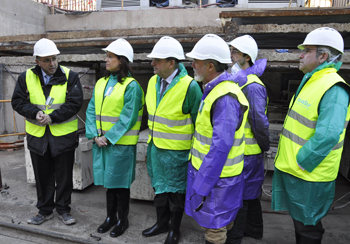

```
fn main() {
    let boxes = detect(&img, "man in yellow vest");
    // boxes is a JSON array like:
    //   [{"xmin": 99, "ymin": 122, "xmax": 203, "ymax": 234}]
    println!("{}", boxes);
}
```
[
  {"xmin": 226, "ymin": 35, "xmax": 270, "ymax": 244},
  {"xmin": 185, "ymin": 34, "xmax": 249, "ymax": 244},
  {"xmin": 272, "ymin": 27, "xmax": 350, "ymax": 244},
  {"xmin": 11, "ymin": 38, "xmax": 83, "ymax": 226},
  {"xmin": 143, "ymin": 36, "xmax": 202, "ymax": 244}
]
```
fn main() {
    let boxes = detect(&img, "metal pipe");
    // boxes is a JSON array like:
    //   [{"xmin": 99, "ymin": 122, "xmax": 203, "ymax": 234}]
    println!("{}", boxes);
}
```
[{"xmin": 0, "ymin": 133, "xmax": 26, "ymax": 138}]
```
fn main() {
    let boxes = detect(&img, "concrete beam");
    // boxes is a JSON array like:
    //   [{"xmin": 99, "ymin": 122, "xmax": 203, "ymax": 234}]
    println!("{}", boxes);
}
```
[
  {"xmin": 220, "ymin": 7, "xmax": 350, "ymax": 18},
  {"xmin": 1, "ymin": 50, "xmax": 349, "ymax": 66},
  {"xmin": 235, "ymin": 23, "xmax": 350, "ymax": 34}
]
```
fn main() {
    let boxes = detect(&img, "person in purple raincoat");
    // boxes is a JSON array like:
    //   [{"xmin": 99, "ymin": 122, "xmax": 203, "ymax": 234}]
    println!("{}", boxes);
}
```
[
  {"xmin": 225, "ymin": 35, "xmax": 270, "ymax": 244},
  {"xmin": 185, "ymin": 34, "xmax": 249, "ymax": 244}
]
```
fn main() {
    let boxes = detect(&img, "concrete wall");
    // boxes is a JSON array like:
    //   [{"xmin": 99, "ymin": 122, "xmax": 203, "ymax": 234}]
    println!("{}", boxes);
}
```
[
  {"xmin": 0, "ymin": 0, "xmax": 50, "ymax": 37},
  {"xmin": 45, "ymin": 7, "xmax": 234, "ymax": 32}
]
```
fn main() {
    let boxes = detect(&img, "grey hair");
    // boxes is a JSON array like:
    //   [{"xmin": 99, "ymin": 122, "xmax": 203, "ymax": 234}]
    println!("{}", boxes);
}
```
[
  {"xmin": 316, "ymin": 46, "xmax": 342, "ymax": 63},
  {"xmin": 205, "ymin": 59, "xmax": 228, "ymax": 72}
]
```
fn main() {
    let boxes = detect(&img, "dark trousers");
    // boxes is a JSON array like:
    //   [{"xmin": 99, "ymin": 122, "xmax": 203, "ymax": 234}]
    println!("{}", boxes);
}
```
[
  {"xmin": 30, "ymin": 149, "xmax": 75, "ymax": 215},
  {"xmin": 293, "ymin": 218, "xmax": 324, "ymax": 243},
  {"xmin": 226, "ymin": 198, "xmax": 263, "ymax": 244},
  {"xmin": 154, "ymin": 192, "xmax": 185, "ymax": 212}
]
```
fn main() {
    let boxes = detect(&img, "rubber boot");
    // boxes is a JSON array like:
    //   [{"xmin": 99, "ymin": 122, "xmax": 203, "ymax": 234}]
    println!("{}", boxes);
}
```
[
  {"xmin": 97, "ymin": 190, "xmax": 118, "ymax": 233},
  {"xmin": 298, "ymin": 235, "xmax": 322, "ymax": 244},
  {"xmin": 110, "ymin": 190, "xmax": 130, "ymax": 238},
  {"xmin": 142, "ymin": 206, "xmax": 171, "ymax": 237},
  {"xmin": 164, "ymin": 210, "xmax": 183, "ymax": 244},
  {"xmin": 205, "ymin": 240, "xmax": 215, "ymax": 244}
]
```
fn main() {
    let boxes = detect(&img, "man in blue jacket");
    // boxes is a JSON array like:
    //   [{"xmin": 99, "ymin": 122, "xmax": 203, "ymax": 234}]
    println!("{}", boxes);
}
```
[
  {"xmin": 226, "ymin": 35, "xmax": 270, "ymax": 244},
  {"xmin": 185, "ymin": 34, "xmax": 249, "ymax": 244}
]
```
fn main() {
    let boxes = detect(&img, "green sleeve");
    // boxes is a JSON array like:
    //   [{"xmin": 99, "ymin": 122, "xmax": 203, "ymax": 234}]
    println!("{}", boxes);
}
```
[{"xmin": 183, "ymin": 80, "xmax": 203, "ymax": 124}]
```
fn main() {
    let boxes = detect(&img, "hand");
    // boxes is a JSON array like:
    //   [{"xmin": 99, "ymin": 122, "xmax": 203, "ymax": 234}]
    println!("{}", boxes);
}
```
[
  {"xmin": 40, "ymin": 114, "xmax": 52, "ymax": 125},
  {"xmin": 94, "ymin": 136, "xmax": 108, "ymax": 147},
  {"xmin": 36, "ymin": 111, "xmax": 44, "ymax": 123}
]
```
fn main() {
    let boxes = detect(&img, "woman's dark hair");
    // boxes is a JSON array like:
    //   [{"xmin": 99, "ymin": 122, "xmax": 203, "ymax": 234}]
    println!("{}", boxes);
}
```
[{"xmin": 104, "ymin": 55, "xmax": 133, "ymax": 84}]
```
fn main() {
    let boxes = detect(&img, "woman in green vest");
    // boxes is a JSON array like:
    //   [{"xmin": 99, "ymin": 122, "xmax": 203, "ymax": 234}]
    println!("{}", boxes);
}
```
[{"xmin": 85, "ymin": 38, "xmax": 145, "ymax": 238}]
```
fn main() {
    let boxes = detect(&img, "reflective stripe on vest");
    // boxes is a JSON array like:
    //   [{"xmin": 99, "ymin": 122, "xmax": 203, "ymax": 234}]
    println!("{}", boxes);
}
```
[
  {"xmin": 190, "ymin": 80, "xmax": 249, "ymax": 178},
  {"xmin": 240, "ymin": 74, "xmax": 268, "ymax": 155},
  {"xmin": 25, "ymin": 66, "xmax": 78, "ymax": 137},
  {"xmin": 94, "ymin": 76, "xmax": 144, "ymax": 145},
  {"xmin": 146, "ymin": 74, "xmax": 194, "ymax": 150},
  {"xmin": 275, "ymin": 68, "xmax": 350, "ymax": 182}
]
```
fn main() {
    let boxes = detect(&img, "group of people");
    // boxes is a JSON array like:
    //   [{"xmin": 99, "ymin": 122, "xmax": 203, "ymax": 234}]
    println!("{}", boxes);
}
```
[{"xmin": 11, "ymin": 26, "xmax": 349, "ymax": 244}]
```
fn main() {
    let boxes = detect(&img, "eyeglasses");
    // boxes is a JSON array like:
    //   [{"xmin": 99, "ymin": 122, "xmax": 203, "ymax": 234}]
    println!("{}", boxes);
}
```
[
  {"xmin": 301, "ymin": 48, "xmax": 318, "ymax": 54},
  {"xmin": 189, "ymin": 193, "xmax": 207, "ymax": 212},
  {"xmin": 38, "ymin": 57, "xmax": 57, "ymax": 63}
]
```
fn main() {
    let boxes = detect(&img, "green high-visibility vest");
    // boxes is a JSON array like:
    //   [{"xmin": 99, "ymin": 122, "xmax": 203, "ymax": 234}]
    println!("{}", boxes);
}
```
[
  {"xmin": 25, "ymin": 66, "xmax": 78, "ymax": 137},
  {"xmin": 275, "ymin": 68, "xmax": 350, "ymax": 182},
  {"xmin": 240, "ymin": 74, "xmax": 268, "ymax": 155},
  {"xmin": 190, "ymin": 80, "xmax": 249, "ymax": 178},
  {"xmin": 95, "ymin": 76, "xmax": 144, "ymax": 145},
  {"xmin": 146, "ymin": 74, "xmax": 194, "ymax": 150}
]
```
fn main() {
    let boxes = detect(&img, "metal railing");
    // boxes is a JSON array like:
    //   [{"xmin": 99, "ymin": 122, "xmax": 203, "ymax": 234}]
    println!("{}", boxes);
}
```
[{"xmin": 32, "ymin": 0, "xmax": 96, "ymax": 11}]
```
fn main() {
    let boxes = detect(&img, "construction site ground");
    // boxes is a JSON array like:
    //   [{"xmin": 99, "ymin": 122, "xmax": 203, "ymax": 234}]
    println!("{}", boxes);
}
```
[{"xmin": 1, "ymin": 149, "xmax": 350, "ymax": 244}]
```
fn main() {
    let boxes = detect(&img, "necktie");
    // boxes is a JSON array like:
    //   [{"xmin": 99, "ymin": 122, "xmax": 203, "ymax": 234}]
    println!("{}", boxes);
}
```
[
  {"xmin": 45, "ymin": 75, "xmax": 51, "ymax": 85},
  {"xmin": 160, "ymin": 79, "xmax": 168, "ymax": 97}
]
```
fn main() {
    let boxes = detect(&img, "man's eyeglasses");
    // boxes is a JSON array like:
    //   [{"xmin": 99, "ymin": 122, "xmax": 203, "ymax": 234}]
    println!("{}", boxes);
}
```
[
  {"xmin": 231, "ymin": 49, "xmax": 241, "ymax": 54},
  {"xmin": 38, "ymin": 57, "xmax": 57, "ymax": 63},
  {"xmin": 189, "ymin": 193, "xmax": 207, "ymax": 212},
  {"xmin": 301, "ymin": 48, "xmax": 318, "ymax": 54}
]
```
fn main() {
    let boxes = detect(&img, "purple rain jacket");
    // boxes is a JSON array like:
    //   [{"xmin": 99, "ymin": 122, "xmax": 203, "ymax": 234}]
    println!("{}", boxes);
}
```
[
  {"xmin": 238, "ymin": 59, "xmax": 270, "ymax": 200},
  {"xmin": 185, "ymin": 70, "xmax": 247, "ymax": 229}
]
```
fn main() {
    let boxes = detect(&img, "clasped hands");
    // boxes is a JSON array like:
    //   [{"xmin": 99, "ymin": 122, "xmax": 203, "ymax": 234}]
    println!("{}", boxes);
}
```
[
  {"xmin": 36, "ymin": 111, "xmax": 52, "ymax": 125},
  {"xmin": 94, "ymin": 136, "xmax": 108, "ymax": 147}
]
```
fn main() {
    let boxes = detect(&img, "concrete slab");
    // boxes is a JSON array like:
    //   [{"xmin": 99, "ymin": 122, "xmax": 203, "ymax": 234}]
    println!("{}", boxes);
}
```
[{"xmin": 1, "ymin": 149, "xmax": 350, "ymax": 244}]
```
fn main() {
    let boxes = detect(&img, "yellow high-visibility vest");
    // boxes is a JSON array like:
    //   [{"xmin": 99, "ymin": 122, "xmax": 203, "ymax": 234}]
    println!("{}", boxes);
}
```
[
  {"xmin": 95, "ymin": 76, "xmax": 144, "ymax": 145},
  {"xmin": 240, "ymin": 74, "xmax": 268, "ymax": 155},
  {"xmin": 146, "ymin": 74, "xmax": 194, "ymax": 150},
  {"xmin": 191, "ymin": 80, "xmax": 249, "ymax": 178},
  {"xmin": 275, "ymin": 68, "xmax": 350, "ymax": 182},
  {"xmin": 25, "ymin": 66, "xmax": 78, "ymax": 137}
]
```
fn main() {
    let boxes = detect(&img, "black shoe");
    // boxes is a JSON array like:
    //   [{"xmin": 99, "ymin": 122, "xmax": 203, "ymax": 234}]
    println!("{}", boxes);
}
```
[
  {"xmin": 164, "ymin": 230, "xmax": 180, "ymax": 244},
  {"xmin": 98, "ymin": 216, "xmax": 118, "ymax": 233},
  {"xmin": 98, "ymin": 189, "xmax": 118, "ymax": 233},
  {"xmin": 59, "ymin": 213, "xmax": 76, "ymax": 225},
  {"xmin": 142, "ymin": 223, "xmax": 169, "ymax": 237},
  {"xmin": 27, "ymin": 213, "xmax": 54, "ymax": 225},
  {"xmin": 110, "ymin": 218, "xmax": 129, "ymax": 238}
]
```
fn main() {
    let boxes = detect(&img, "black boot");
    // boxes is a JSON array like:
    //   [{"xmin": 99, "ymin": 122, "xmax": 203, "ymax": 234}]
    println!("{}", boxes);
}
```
[
  {"xmin": 298, "ymin": 235, "xmax": 322, "ymax": 244},
  {"xmin": 110, "ymin": 189, "xmax": 130, "ymax": 238},
  {"xmin": 142, "ymin": 206, "xmax": 171, "ymax": 237},
  {"xmin": 97, "ymin": 190, "xmax": 118, "ymax": 233},
  {"xmin": 164, "ymin": 210, "xmax": 183, "ymax": 244},
  {"xmin": 205, "ymin": 240, "xmax": 215, "ymax": 244}
]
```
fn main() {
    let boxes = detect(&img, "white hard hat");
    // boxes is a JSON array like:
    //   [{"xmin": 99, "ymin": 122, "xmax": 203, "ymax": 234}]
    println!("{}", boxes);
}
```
[
  {"xmin": 186, "ymin": 34, "xmax": 232, "ymax": 64},
  {"xmin": 298, "ymin": 27, "xmax": 344, "ymax": 54},
  {"xmin": 228, "ymin": 35, "xmax": 258, "ymax": 63},
  {"xmin": 102, "ymin": 38, "xmax": 134, "ymax": 63},
  {"xmin": 33, "ymin": 38, "xmax": 60, "ymax": 57},
  {"xmin": 147, "ymin": 36, "xmax": 185, "ymax": 60}
]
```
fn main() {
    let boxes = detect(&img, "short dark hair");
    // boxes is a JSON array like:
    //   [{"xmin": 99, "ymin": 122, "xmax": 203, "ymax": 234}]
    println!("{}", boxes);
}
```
[{"xmin": 165, "ymin": 57, "xmax": 179, "ymax": 69}]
